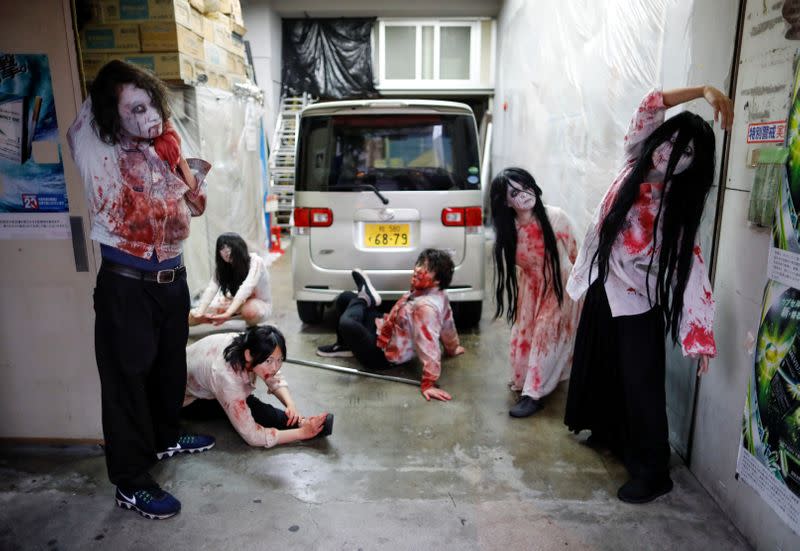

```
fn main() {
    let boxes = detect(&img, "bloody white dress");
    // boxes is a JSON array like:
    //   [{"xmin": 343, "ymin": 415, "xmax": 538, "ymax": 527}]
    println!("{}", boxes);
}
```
[{"xmin": 509, "ymin": 206, "xmax": 582, "ymax": 399}]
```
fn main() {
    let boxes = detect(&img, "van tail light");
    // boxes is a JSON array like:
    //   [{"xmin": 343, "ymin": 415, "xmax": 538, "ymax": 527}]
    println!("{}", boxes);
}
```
[
  {"xmin": 294, "ymin": 207, "xmax": 333, "ymax": 228},
  {"xmin": 441, "ymin": 207, "xmax": 482, "ymax": 228}
]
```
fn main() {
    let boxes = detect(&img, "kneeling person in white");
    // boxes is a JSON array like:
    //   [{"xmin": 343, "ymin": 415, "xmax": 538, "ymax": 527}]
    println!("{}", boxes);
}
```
[{"xmin": 190, "ymin": 232, "xmax": 272, "ymax": 327}]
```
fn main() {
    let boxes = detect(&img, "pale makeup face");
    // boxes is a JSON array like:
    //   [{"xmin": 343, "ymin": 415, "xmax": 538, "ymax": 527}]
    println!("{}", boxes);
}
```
[
  {"xmin": 246, "ymin": 348, "xmax": 283, "ymax": 381},
  {"xmin": 117, "ymin": 83, "xmax": 163, "ymax": 139},
  {"xmin": 506, "ymin": 181, "xmax": 537, "ymax": 213},
  {"xmin": 651, "ymin": 132, "xmax": 694, "ymax": 176},
  {"xmin": 219, "ymin": 245, "xmax": 233, "ymax": 264}
]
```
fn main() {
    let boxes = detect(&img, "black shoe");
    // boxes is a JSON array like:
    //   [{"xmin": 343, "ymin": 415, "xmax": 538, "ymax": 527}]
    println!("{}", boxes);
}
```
[
  {"xmin": 320, "ymin": 413, "xmax": 334, "ymax": 437},
  {"xmin": 316, "ymin": 343, "xmax": 354, "ymax": 358},
  {"xmin": 352, "ymin": 269, "xmax": 381, "ymax": 307},
  {"xmin": 509, "ymin": 396, "xmax": 542, "ymax": 418},
  {"xmin": 617, "ymin": 476, "xmax": 673, "ymax": 504}
]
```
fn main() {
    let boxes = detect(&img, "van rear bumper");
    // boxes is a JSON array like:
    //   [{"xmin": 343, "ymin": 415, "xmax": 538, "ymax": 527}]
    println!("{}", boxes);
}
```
[{"xmin": 292, "ymin": 235, "xmax": 485, "ymax": 303}]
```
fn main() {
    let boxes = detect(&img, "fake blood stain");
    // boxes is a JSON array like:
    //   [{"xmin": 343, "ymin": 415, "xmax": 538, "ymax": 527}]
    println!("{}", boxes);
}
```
[{"xmin": 684, "ymin": 322, "xmax": 715, "ymax": 354}]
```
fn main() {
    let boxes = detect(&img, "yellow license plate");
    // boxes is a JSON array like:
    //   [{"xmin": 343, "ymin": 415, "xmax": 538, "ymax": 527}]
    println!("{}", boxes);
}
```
[{"xmin": 364, "ymin": 223, "xmax": 411, "ymax": 248}]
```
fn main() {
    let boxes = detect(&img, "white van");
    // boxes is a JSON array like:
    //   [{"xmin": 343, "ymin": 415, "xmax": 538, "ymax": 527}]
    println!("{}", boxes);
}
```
[{"xmin": 291, "ymin": 99, "xmax": 484, "ymax": 326}]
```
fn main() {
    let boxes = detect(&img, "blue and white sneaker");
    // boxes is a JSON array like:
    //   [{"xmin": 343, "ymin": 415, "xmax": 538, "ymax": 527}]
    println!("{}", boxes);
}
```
[
  {"xmin": 115, "ymin": 487, "xmax": 181, "ymax": 520},
  {"xmin": 157, "ymin": 434, "xmax": 216, "ymax": 459}
]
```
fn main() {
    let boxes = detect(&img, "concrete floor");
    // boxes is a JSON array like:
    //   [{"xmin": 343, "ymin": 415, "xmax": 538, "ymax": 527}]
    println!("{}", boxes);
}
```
[{"xmin": 0, "ymin": 239, "xmax": 751, "ymax": 550}]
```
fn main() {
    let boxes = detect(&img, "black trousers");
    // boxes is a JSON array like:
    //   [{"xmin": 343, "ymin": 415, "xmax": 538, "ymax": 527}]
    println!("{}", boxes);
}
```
[
  {"xmin": 565, "ymin": 281, "xmax": 670, "ymax": 481},
  {"xmin": 93, "ymin": 266, "xmax": 190, "ymax": 491},
  {"xmin": 182, "ymin": 395, "xmax": 289, "ymax": 430},
  {"xmin": 335, "ymin": 291, "xmax": 391, "ymax": 370}
]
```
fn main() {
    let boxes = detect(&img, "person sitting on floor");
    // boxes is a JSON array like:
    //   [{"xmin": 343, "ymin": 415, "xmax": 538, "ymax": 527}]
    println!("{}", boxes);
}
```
[
  {"xmin": 317, "ymin": 248, "xmax": 465, "ymax": 402},
  {"xmin": 189, "ymin": 232, "xmax": 272, "ymax": 327},
  {"xmin": 184, "ymin": 325, "xmax": 333, "ymax": 447}
]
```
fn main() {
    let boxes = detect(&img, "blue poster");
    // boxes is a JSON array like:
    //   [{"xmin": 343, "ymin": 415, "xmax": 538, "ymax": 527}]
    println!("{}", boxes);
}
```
[{"xmin": 0, "ymin": 53, "xmax": 68, "ymax": 213}]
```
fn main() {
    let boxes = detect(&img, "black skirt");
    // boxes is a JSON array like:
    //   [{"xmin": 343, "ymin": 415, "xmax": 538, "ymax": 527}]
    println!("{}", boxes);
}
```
[{"xmin": 565, "ymin": 280, "xmax": 670, "ymax": 480}]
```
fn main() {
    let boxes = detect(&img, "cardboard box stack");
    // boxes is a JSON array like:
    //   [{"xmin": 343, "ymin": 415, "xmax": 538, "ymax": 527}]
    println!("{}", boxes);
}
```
[{"xmin": 80, "ymin": 0, "xmax": 249, "ymax": 91}]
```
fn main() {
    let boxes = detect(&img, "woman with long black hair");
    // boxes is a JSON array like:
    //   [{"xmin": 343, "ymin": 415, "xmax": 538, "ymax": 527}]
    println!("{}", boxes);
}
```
[
  {"xmin": 490, "ymin": 168, "xmax": 581, "ymax": 418},
  {"xmin": 565, "ymin": 85, "xmax": 733, "ymax": 503},
  {"xmin": 189, "ymin": 232, "xmax": 272, "ymax": 327}
]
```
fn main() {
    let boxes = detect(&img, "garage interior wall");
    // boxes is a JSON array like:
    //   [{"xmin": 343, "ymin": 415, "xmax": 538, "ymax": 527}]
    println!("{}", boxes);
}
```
[
  {"xmin": 691, "ymin": 1, "xmax": 799, "ymax": 547},
  {"xmin": 0, "ymin": 0, "xmax": 101, "ymax": 440}
]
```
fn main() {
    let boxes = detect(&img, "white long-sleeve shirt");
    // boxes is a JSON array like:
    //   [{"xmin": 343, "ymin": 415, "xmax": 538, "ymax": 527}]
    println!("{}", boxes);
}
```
[
  {"xmin": 185, "ymin": 333, "xmax": 288, "ymax": 447},
  {"xmin": 193, "ymin": 253, "xmax": 272, "ymax": 318},
  {"xmin": 67, "ymin": 98, "xmax": 210, "ymax": 260},
  {"xmin": 566, "ymin": 90, "xmax": 716, "ymax": 358}
]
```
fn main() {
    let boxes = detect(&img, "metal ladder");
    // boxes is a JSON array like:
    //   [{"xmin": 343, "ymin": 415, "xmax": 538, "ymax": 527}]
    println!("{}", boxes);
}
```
[{"xmin": 268, "ymin": 94, "xmax": 314, "ymax": 229}]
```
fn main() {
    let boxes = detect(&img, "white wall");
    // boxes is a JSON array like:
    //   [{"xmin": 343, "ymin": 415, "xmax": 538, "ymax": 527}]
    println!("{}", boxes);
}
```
[
  {"xmin": 691, "ymin": 1, "xmax": 799, "ymax": 547},
  {"xmin": 0, "ymin": 0, "xmax": 100, "ymax": 440},
  {"xmin": 241, "ymin": 0, "xmax": 283, "ymax": 140}
]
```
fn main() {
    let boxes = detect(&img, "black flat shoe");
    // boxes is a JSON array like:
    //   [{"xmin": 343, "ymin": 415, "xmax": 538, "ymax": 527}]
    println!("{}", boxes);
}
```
[
  {"xmin": 319, "ymin": 413, "xmax": 334, "ymax": 437},
  {"xmin": 509, "ymin": 396, "xmax": 542, "ymax": 418},
  {"xmin": 617, "ymin": 476, "xmax": 673, "ymax": 504}
]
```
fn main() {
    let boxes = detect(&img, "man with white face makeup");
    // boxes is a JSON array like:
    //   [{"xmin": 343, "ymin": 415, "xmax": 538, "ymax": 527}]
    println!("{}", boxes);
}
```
[{"xmin": 68, "ymin": 61, "xmax": 213, "ymax": 520}]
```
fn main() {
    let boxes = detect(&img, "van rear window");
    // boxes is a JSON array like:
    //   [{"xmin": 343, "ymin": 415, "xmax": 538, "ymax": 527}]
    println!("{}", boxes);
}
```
[{"xmin": 296, "ymin": 114, "xmax": 481, "ymax": 192}]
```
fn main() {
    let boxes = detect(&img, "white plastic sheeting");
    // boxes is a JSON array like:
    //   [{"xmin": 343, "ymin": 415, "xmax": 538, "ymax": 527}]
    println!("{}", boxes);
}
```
[
  {"xmin": 492, "ymin": 0, "xmax": 733, "ymax": 235},
  {"xmin": 173, "ymin": 87, "xmax": 269, "ymax": 295}
]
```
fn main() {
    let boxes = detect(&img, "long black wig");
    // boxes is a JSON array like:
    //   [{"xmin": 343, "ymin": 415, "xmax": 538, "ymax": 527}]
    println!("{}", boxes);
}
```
[
  {"xmin": 490, "ymin": 167, "xmax": 564, "ymax": 324},
  {"xmin": 591, "ymin": 111, "xmax": 716, "ymax": 343},
  {"xmin": 215, "ymin": 232, "xmax": 251, "ymax": 297}
]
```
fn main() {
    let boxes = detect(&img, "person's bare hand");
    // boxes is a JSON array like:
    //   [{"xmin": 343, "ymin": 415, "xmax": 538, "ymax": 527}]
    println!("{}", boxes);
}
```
[
  {"xmin": 285, "ymin": 406, "xmax": 301, "ymax": 427},
  {"xmin": 299, "ymin": 413, "xmax": 327, "ymax": 439},
  {"xmin": 703, "ymin": 86, "xmax": 734, "ymax": 131},
  {"xmin": 422, "ymin": 387, "xmax": 452, "ymax": 401},
  {"xmin": 697, "ymin": 355, "xmax": 711, "ymax": 376},
  {"xmin": 207, "ymin": 313, "xmax": 232, "ymax": 326}
]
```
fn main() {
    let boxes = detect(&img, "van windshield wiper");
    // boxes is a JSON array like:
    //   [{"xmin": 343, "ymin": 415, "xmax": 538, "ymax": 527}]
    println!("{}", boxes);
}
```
[
  {"xmin": 362, "ymin": 184, "xmax": 390, "ymax": 205},
  {"xmin": 338, "ymin": 183, "xmax": 389, "ymax": 205}
]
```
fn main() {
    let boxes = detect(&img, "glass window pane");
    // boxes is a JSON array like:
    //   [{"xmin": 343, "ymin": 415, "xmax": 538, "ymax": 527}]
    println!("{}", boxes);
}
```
[
  {"xmin": 439, "ymin": 26, "xmax": 471, "ymax": 80},
  {"xmin": 385, "ymin": 26, "xmax": 416, "ymax": 80},
  {"xmin": 297, "ymin": 115, "xmax": 481, "ymax": 192},
  {"xmin": 421, "ymin": 26, "xmax": 434, "ymax": 80}
]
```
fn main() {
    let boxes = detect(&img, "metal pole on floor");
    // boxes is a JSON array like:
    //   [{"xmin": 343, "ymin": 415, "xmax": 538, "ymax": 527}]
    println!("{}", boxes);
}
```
[{"xmin": 285, "ymin": 357, "xmax": 420, "ymax": 387}]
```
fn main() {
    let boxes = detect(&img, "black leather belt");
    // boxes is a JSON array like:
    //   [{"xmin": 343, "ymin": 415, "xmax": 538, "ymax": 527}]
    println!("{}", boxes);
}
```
[{"xmin": 102, "ymin": 260, "xmax": 186, "ymax": 284}]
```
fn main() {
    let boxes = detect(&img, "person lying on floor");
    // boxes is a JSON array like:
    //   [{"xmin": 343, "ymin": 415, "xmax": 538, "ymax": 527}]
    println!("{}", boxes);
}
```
[
  {"xmin": 189, "ymin": 232, "xmax": 272, "ymax": 327},
  {"xmin": 317, "ymin": 248, "xmax": 465, "ymax": 402},
  {"xmin": 183, "ymin": 325, "xmax": 333, "ymax": 446}
]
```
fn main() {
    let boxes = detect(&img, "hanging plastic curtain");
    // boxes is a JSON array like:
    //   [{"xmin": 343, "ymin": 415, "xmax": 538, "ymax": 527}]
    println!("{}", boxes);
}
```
[
  {"xmin": 281, "ymin": 18, "xmax": 378, "ymax": 99},
  {"xmin": 172, "ymin": 86, "xmax": 269, "ymax": 295}
]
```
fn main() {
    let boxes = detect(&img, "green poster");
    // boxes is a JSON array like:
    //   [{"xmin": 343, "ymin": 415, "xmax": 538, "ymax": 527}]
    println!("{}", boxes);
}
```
[{"xmin": 738, "ymin": 53, "xmax": 800, "ymax": 534}]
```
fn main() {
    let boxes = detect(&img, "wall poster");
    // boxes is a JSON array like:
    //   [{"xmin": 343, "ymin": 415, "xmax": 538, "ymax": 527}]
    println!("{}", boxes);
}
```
[
  {"xmin": 737, "ymin": 50, "xmax": 800, "ymax": 535},
  {"xmin": 0, "ymin": 53, "xmax": 69, "ymax": 239}
]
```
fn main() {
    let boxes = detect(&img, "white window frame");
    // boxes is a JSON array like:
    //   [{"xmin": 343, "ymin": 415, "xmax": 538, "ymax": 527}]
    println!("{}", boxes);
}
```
[{"xmin": 377, "ymin": 18, "xmax": 482, "ymax": 90}]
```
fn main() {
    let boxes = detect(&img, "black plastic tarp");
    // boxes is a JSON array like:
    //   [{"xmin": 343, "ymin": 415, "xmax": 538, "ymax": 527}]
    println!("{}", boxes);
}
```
[{"xmin": 282, "ymin": 18, "xmax": 378, "ymax": 100}]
